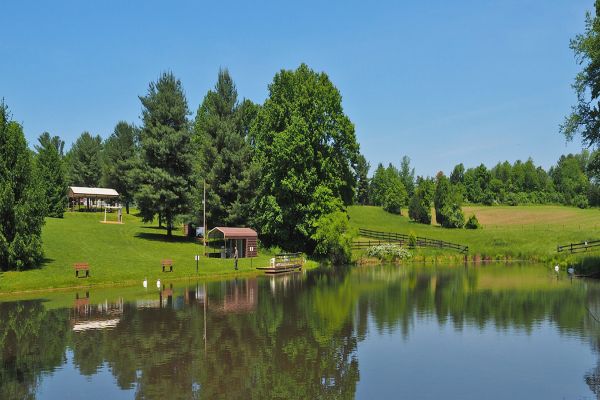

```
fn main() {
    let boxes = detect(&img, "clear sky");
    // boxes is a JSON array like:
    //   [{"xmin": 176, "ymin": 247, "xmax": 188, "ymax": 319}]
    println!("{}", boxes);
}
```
[{"xmin": 0, "ymin": 0, "xmax": 592, "ymax": 177}]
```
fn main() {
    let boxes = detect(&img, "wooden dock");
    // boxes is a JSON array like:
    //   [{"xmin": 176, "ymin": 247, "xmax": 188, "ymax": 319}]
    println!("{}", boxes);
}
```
[{"xmin": 257, "ymin": 253, "xmax": 304, "ymax": 274}]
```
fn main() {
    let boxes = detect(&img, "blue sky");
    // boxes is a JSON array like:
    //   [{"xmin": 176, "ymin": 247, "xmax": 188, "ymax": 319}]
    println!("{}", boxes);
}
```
[{"xmin": 0, "ymin": 0, "xmax": 592, "ymax": 177}]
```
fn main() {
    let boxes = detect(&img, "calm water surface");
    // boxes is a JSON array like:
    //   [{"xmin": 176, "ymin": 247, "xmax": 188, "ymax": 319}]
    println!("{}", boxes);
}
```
[{"xmin": 1, "ymin": 264, "xmax": 600, "ymax": 399}]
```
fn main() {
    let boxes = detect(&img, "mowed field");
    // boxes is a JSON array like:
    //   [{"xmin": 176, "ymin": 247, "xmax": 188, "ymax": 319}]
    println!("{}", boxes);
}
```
[
  {"xmin": 348, "ymin": 205, "xmax": 600, "ymax": 261},
  {"xmin": 0, "ymin": 211, "xmax": 304, "ymax": 294}
]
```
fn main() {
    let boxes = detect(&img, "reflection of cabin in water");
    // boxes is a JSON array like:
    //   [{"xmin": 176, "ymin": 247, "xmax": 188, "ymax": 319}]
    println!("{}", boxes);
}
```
[
  {"xmin": 211, "ymin": 279, "xmax": 258, "ymax": 313},
  {"xmin": 207, "ymin": 227, "xmax": 258, "ymax": 258},
  {"xmin": 70, "ymin": 293, "xmax": 123, "ymax": 331}
]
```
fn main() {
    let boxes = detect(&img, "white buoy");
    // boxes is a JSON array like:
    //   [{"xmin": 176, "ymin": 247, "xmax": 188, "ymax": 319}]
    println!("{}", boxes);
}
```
[
  {"xmin": 156, "ymin": 279, "xmax": 161, "ymax": 289},
  {"xmin": 568, "ymin": 267, "xmax": 575, "ymax": 274},
  {"xmin": 143, "ymin": 278, "xmax": 147, "ymax": 288},
  {"xmin": 554, "ymin": 265, "xmax": 560, "ymax": 272}
]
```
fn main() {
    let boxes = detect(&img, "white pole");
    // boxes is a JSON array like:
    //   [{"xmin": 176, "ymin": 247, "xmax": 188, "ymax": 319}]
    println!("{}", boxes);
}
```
[{"xmin": 203, "ymin": 179, "xmax": 206, "ymax": 256}]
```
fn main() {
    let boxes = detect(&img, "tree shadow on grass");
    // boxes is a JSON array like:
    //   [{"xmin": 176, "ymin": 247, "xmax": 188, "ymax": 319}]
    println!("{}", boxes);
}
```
[{"xmin": 135, "ymin": 232, "xmax": 196, "ymax": 243}]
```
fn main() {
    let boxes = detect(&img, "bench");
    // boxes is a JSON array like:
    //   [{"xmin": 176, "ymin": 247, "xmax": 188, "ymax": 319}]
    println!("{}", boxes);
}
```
[
  {"xmin": 161, "ymin": 259, "xmax": 173, "ymax": 272},
  {"xmin": 73, "ymin": 263, "xmax": 90, "ymax": 278}
]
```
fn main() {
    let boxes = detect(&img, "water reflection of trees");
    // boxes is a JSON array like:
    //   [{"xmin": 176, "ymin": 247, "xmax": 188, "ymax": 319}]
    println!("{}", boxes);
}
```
[{"xmin": 1, "ymin": 266, "xmax": 600, "ymax": 398}]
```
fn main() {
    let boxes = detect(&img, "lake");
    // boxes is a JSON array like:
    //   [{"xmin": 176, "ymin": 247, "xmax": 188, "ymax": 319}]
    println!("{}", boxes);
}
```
[{"xmin": 1, "ymin": 264, "xmax": 599, "ymax": 399}]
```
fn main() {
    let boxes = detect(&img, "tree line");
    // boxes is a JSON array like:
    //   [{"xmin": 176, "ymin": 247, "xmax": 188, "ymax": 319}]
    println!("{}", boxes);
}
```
[
  {"xmin": 354, "ymin": 150, "xmax": 600, "ymax": 228},
  {"xmin": 0, "ymin": 64, "xmax": 360, "ymax": 270}
]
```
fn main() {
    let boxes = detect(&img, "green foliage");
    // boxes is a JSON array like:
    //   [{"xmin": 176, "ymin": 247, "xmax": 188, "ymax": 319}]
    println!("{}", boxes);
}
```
[
  {"xmin": 399, "ymin": 155, "xmax": 415, "ymax": 197},
  {"xmin": 408, "ymin": 178, "xmax": 434, "ymax": 224},
  {"xmin": 550, "ymin": 154, "xmax": 589, "ymax": 205},
  {"xmin": 561, "ymin": 1, "xmax": 600, "ymax": 149},
  {"xmin": 434, "ymin": 172, "xmax": 465, "ymax": 228},
  {"xmin": 355, "ymin": 154, "xmax": 370, "ymax": 205},
  {"xmin": 365, "ymin": 243, "xmax": 412, "ymax": 261},
  {"xmin": 371, "ymin": 163, "xmax": 407, "ymax": 214},
  {"xmin": 193, "ymin": 69, "xmax": 258, "ymax": 227},
  {"xmin": 312, "ymin": 211, "xmax": 356, "ymax": 265},
  {"xmin": 465, "ymin": 214, "xmax": 480, "ymax": 229},
  {"xmin": 0, "ymin": 102, "xmax": 45, "ymax": 270},
  {"xmin": 102, "ymin": 122, "xmax": 139, "ymax": 214},
  {"xmin": 34, "ymin": 132, "xmax": 67, "ymax": 218},
  {"xmin": 251, "ymin": 64, "xmax": 359, "ymax": 252},
  {"xmin": 66, "ymin": 131, "xmax": 103, "ymax": 187},
  {"xmin": 408, "ymin": 231, "xmax": 417, "ymax": 248},
  {"xmin": 135, "ymin": 72, "xmax": 194, "ymax": 237}
]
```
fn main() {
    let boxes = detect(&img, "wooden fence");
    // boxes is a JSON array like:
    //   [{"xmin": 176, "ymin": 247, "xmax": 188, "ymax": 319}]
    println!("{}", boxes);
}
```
[
  {"xmin": 356, "ymin": 228, "xmax": 469, "ymax": 253},
  {"xmin": 557, "ymin": 239, "xmax": 600, "ymax": 254}
]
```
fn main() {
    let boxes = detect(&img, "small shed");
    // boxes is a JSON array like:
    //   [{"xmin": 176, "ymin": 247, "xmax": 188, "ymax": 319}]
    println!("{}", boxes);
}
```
[{"xmin": 207, "ymin": 227, "xmax": 258, "ymax": 258}]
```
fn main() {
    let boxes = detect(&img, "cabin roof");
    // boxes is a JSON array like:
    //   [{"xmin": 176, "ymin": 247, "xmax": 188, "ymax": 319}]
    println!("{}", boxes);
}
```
[{"xmin": 208, "ymin": 227, "xmax": 257, "ymax": 239}]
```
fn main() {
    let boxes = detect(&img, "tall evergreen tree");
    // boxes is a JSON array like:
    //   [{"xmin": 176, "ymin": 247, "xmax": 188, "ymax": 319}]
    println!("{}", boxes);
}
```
[
  {"xmin": 251, "ymin": 64, "xmax": 360, "ymax": 252},
  {"xmin": 102, "ymin": 121, "xmax": 139, "ymax": 214},
  {"xmin": 354, "ymin": 154, "xmax": 370, "ymax": 205},
  {"xmin": 135, "ymin": 72, "xmax": 194, "ymax": 237},
  {"xmin": 66, "ymin": 131, "xmax": 103, "ymax": 187},
  {"xmin": 0, "ymin": 102, "xmax": 45, "ymax": 270},
  {"xmin": 34, "ymin": 132, "xmax": 67, "ymax": 218},
  {"xmin": 193, "ymin": 69, "xmax": 259, "ymax": 227},
  {"xmin": 399, "ymin": 155, "xmax": 415, "ymax": 197}
]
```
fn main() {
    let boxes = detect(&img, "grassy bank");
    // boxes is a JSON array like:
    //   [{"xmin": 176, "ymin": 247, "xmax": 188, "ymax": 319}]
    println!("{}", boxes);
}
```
[
  {"xmin": 0, "ymin": 211, "xmax": 318, "ymax": 294},
  {"xmin": 348, "ymin": 205, "xmax": 600, "ymax": 263}
]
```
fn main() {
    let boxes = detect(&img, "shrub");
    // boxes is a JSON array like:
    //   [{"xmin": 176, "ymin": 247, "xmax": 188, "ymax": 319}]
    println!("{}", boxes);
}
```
[
  {"xmin": 408, "ymin": 232, "xmax": 417, "ymax": 248},
  {"xmin": 573, "ymin": 194, "xmax": 589, "ymax": 209},
  {"xmin": 312, "ymin": 211, "xmax": 356, "ymax": 264},
  {"xmin": 366, "ymin": 244, "xmax": 412, "ymax": 261},
  {"xmin": 440, "ymin": 203, "xmax": 465, "ymax": 228},
  {"xmin": 465, "ymin": 214, "xmax": 481, "ymax": 229}
]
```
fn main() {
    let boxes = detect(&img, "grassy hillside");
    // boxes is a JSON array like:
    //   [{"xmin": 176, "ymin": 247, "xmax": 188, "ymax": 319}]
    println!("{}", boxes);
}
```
[
  {"xmin": 348, "ymin": 205, "xmax": 600, "ymax": 262},
  {"xmin": 0, "ymin": 211, "xmax": 315, "ymax": 294}
]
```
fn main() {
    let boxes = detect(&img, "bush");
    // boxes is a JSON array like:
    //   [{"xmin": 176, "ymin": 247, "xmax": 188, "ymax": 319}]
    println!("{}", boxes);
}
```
[
  {"xmin": 312, "ymin": 211, "xmax": 356, "ymax": 264},
  {"xmin": 573, "ymin": 194, "xmax": 589, "ymax": 209},
  {"xmin": 440, "ymin": 203, "xmax": 465, "ymax": 228},
  {"xmin": 465, "ymin": 214, "xmax": 481, "ymax": 229},
  {"xmin": 408, "ymin": 232, "xmax": 417, "ymax": 248},
  {"xmin": 366, "ymin": 244, "xmax": 412, "ymax": 261}
]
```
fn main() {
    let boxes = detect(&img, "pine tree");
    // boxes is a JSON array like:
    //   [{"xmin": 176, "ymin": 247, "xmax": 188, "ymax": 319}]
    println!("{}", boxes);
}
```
[
  {"xmin": 193, "ymin": 69, "xmax": 258, "ymax": 227},
  {"xmin": 34, "ymin": 132, "xmax": 67, "ymax": 218},
  {"xmin": 66, "ymin": 131, "xmax": 103, "ymax": 187},
  {"xmin": 0, "ymin": 102, "xmax": 45, "ymax": 270},
  {"xmin": 102, "ymin": 122, "xmax": 139, "ymax": 214},
  {"xmin": 135, "ymin": 72, "xmax": 194, "ymax": 237},
  {"xmin": 355, "ymin": 154, "xmax": 370, "ymax": 205}
]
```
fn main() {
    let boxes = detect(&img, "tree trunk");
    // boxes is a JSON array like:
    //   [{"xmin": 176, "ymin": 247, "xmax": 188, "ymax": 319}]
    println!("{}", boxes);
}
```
[
  {"xmin": 158, "ymin": 212, "xmax": 163, "ymax": 228},
  {"xmin": 125, "ymin": 202, "xmax": 130, "ymax": 214},
  {"xmin": 166, "ymin": 214, "xmax": 172, "ymax": 237}
]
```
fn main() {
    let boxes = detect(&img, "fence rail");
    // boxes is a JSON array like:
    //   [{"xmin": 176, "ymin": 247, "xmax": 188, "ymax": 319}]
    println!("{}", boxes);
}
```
[
  {"xmin": 557, "ymin": 239, "xmax": 600, "ymax": 254},
  {"xmin": 357, "ymin": 228, "xmax": 469, "ymax": 253}
]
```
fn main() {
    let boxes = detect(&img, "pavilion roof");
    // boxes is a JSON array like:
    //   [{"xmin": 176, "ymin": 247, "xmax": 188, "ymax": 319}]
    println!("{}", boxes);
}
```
[{"xmin": 68, "ymin": 186, "xmax": 119, "ymax": 198}]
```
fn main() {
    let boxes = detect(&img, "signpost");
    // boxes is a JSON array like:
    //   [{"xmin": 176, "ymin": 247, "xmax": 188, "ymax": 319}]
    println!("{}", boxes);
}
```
[{"xmin": 195, "ymin": 254, "xmax": 200, "ymax": 274}]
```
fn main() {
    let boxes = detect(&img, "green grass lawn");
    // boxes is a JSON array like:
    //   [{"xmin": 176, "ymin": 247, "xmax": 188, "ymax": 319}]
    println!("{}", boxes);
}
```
[
  {"xmin": 0, "ymin": 211, "xmax": 316, "ymax": 294},
  {"xmin": 348, "ymin": 205, "xmax": 600, "ymax": 262}
]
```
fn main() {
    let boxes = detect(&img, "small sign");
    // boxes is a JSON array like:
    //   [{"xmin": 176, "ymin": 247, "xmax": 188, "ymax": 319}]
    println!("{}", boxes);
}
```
[{"xmin": 194, "ymin": 255, "xmax": 200, "ymax": 261}]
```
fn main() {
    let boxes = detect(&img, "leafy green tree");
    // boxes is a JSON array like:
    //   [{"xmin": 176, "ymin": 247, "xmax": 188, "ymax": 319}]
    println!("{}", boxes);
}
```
[
  {"xmin": 66, "ymin": 131, "xmax": 103, "ymax": 187},
  {"xmin": 434, "ymin": 172, "xmax": 450, "ymax": 225},
  {"xmin": 136, "ymin": 72, "xmax": 194, "ymax": 237},
  {"xmin": 354, "ymin": 154, "xmax": 370, "ymax": 205},
  {"xmin": 312, "ymin": 211, "xmax": 356, "ymax": 265},
  {"xmin": 399, "ymin": 155, "xmax": 415, "ymax": 197},
  {"xmin": 434, "ymin": 172, "xmax": 464, "ymax": 228},
  {"xmin": 34, "ymin": 132, "xmax": 67, "ymax": 218},
  {"xmin": 193, "ymin": 69, "xmax": 259, "ymax": 227},
  {"xmin": 382, "ymin": 174, "xmax": 407, "ymax": 214},
  {"xmin": 550, "ymin": 154, "xmax": 589, "ymax": 205},
  {"xmin": 102, "ymin": 122, "xmax": 139, "ymax": 214},
  {"xmin": 0, "ymin": 102, "xmax": 45, "ymax": 270},
  {"xmin": 561, "ymin": 1, "xmax": 600, "ymax": 162},
  {"xmin": 408, "ymin": 177, "xmax": 434, "ymax": 224},
  {"xmin": 251, "ymin": 64, "xmax": 360, "ymax": 252},
  {"xmin": 450, "ymin": 163, "xmax": 465, "ymax": 185},
  {"xmin": 369, "ymin": 163, "xmax": 387, "ymax": 206}
]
